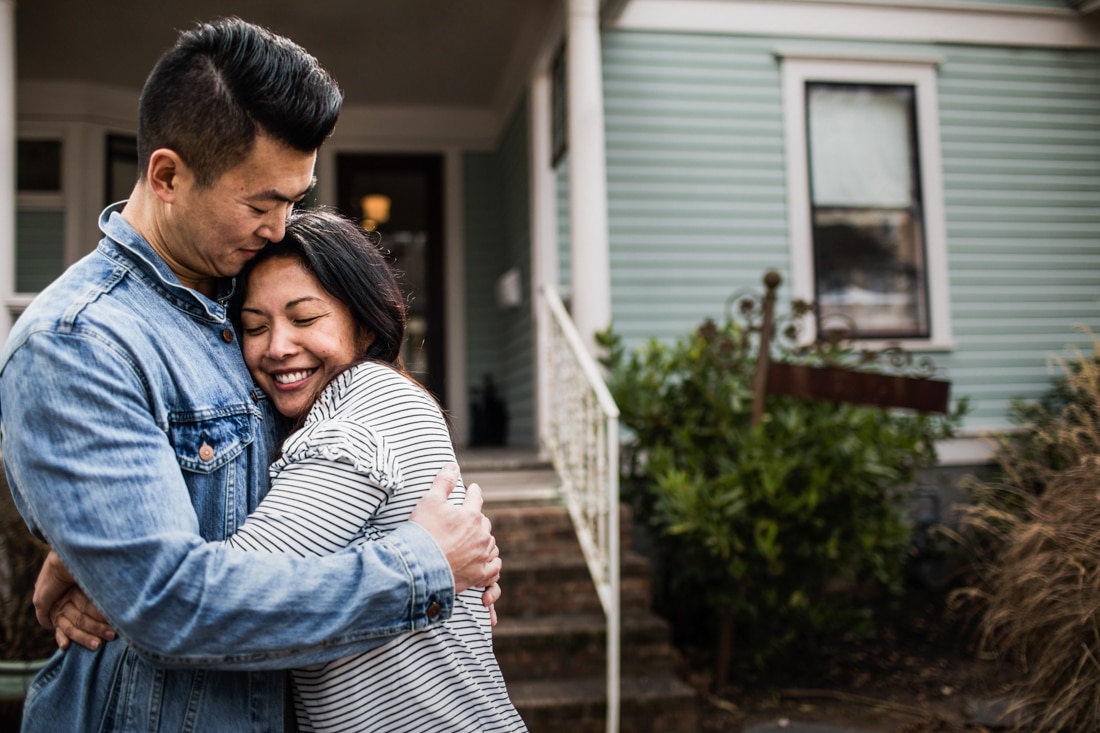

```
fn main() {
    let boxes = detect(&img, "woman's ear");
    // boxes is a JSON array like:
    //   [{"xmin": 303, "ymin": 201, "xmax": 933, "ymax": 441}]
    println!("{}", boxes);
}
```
[
  {"xmin": 147, "ymin": 148, "xmax": 188, "ymax": 203},
  {"xmin": 358, "ymin": 330, "xmax": 377, "ymax": 355}
]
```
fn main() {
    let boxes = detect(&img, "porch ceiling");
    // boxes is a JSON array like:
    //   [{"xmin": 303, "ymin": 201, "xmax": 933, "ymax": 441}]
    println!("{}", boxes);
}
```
[{"xmin": 16, "ymin": 0, "xmax": 558, "ymax": 109}]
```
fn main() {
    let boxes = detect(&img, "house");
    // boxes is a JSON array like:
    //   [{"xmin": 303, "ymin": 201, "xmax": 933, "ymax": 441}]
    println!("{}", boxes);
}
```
[{"xmin": 3, "ymin": 0, "xmax": 1099, "ymax": 474}]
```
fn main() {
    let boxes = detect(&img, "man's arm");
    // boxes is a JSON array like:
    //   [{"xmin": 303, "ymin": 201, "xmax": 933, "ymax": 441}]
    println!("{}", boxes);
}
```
[{"xmin": 3, "ymin": 332, "xmax": 496, "ymax": 669}]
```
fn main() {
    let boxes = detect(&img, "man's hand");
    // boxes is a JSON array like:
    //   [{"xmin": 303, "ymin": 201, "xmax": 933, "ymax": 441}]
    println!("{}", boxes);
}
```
[
  {"xmin": 409, "ymin": 463, "xmax": 502, "ymax": 594},
  {"xmin": 34, "ymin": 550, "xmax": 117, "ymax": 649}
]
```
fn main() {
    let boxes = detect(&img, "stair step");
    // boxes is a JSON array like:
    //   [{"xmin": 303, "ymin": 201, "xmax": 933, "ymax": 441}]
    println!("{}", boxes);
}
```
[
  {"xmin": 497, "ymin": 551, "xmax": 653, "ymax": 617},
  {"xmin": 487, "ymin": 502, "xmax": 640, "ymax": 553},
  {"xmin": 495, "ymin": 612, "xmax": 688, "ymax": 681},
  {"xmin": 507, "ymin": 675, "xmax": 699, "ymax": 733}
]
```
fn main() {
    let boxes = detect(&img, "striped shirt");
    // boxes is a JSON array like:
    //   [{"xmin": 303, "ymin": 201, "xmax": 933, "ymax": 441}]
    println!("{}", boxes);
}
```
[{"xmin": 225, "ymin": 361, "xmax": 526, "ymax": 733}]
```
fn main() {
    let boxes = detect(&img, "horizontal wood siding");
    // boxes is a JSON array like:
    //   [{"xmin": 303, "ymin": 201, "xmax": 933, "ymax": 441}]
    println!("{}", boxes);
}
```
[
  {"xmin": 464, "ymin": 99, "xmax": 535, "ymax": 448},
  {"xmin": 599, "ymin": 29, "xmax": 1100, "ymax": 433},
  {"xmin": 601, "ymin": 32, "xmax": 789, "ymax": 343},
  {"xmin": 464, "ymin": 151, "xmax": 505, "ymax": 445},
  {"xmin": 935, "ymin": 43, "xmax": 1100, "ymax": 429},
  {"xmin": 497, "ymin": 100, "xmax": 535, "ymax": 447}
]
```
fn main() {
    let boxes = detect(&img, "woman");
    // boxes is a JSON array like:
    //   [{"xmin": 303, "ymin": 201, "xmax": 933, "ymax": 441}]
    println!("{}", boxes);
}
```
[
  {"xmin": 50, "ymin": 207, "xmax": 524, "ymax": 732},
  {"xmin": 222, "ymin": 207, "xmax": 526, "ymax": 732}
]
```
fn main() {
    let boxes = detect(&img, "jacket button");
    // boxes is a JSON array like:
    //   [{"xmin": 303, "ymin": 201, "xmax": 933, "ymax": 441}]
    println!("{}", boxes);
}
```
[
  {"xmin": 426, "ymin": 601, "xmax": 442, "ymax": 620},
  {"xmin": 221, "ymin": 328, "xmax": 234, "ymax": 343},
  {"xmin": 199, "ymin": 443, "xmax": 215, "ymax": 462}
]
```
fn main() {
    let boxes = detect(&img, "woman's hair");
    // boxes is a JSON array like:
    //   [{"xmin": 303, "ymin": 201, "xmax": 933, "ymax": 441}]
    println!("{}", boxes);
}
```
[
  {"xmin": 138, "ymin": 16, "xmax": 342, "ymax": 187},
  {"xmin": 233, "ymin": 206, "xmax": 407, "ymax": 368}
]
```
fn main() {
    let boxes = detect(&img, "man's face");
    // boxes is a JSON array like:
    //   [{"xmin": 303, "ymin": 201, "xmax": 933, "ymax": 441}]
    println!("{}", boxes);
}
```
[{"xmin": 161, "ymin": 134, "xmax": 317, "ymax": 293}]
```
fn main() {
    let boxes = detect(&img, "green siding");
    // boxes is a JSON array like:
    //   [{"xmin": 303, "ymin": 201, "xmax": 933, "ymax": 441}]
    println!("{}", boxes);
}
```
[
  {"xmin": 16, "ymin": 209, "xmax": 65, "ymax": 292},
  {"xmin": 464, "ymin": 97, "xmax": 535, "ymax": 447},
  {"xmin": 597, "ymin": 29, "xmax": 1100, "ymax": 434},
  {"xmin": 936, "ymin": 44, "xmax": 1100, "ymax": 428}
]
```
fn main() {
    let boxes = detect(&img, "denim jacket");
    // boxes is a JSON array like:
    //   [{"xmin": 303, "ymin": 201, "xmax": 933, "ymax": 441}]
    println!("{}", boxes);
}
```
[{"xmin": 0, "ymin": 204, "xmax": 455, "ymax": 732}]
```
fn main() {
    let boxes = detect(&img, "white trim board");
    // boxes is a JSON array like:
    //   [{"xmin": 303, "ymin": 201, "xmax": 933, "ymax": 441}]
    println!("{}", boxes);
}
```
[{"xmin": 613, "ymin": 0, "xmax": 1100, "ymax": 49}]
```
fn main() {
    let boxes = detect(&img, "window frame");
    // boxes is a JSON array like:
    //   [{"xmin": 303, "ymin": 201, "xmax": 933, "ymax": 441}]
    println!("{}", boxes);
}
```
[{"xmin": 779, "ymin": 51, "xmax": 953, "ymax": 350}]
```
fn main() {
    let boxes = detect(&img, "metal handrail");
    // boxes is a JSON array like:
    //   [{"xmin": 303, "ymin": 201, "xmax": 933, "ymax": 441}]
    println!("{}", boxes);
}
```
[{"xmin": 541, "ymin": 285, "xmax": 621, "ymax": 733}]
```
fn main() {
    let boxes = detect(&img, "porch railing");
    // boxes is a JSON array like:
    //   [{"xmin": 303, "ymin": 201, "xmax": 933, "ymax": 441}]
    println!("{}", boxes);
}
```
[{"xmin": 541, "ymin": 285, "xmax": 621, "ymax": 733}]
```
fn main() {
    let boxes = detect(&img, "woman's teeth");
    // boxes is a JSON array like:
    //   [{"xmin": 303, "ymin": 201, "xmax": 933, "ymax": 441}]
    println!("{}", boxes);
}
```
[{"xmin": 274, "ymin": 369, "xmax": 316, "ymax": 385}]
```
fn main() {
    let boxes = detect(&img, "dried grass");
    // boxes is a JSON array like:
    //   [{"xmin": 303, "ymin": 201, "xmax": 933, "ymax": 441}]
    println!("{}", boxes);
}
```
[{"xmin": 955, "ymin": 330, "xmax": 1100, "ymax": 731}]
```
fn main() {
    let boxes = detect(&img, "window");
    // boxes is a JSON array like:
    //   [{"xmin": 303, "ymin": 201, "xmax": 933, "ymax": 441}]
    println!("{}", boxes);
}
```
[
  {"xmin": 781, "ymin": 53, "xmax": 952, "ymax": 348},
  {"xmin": 105, "ymin": 135, "xmax": 138, "ymax": 206},
  {"xmin": 16, "ymin": 139, "xmax": 65, "ymax": 294}
]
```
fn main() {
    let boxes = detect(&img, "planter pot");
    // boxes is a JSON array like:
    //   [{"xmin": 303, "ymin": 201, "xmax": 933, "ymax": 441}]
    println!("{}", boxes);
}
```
[{"xmin": 0, "ymin": 658, "xmax": 48, "ymax": 729}]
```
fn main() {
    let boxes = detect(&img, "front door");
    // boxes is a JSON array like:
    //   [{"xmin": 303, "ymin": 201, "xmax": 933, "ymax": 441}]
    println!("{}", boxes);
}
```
[{"xmin": 335, "ymin": 153, "xmax": 446, "ymax": 405}]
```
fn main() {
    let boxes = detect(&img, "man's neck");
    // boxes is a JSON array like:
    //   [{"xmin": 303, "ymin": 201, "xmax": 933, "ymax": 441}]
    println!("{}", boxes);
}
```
[{"xmin": 121, "ymin": 187, "xmax": 217, "ymax": 298}]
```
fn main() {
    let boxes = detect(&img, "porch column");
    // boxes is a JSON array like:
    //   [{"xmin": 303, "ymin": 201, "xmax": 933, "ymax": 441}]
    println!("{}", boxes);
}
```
[
  {"xmin": 0, "ymin": 0, "xmax": 14, "ymax": 344},
  {"xmin": 565, "ymin": 0, "xmax": 611, "ymax": 355}
]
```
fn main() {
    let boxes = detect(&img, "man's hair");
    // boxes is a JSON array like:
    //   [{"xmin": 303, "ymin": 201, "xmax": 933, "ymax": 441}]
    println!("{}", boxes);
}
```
[{"xmin": 138, "ymin": 17, "xmax": 342, "ymax": 187}]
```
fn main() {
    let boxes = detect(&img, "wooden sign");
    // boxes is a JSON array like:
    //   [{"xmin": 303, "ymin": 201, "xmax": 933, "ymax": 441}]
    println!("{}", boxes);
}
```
[{"xmin": 766, "ymin": 361, "xmax": 951, "ymax": 414}]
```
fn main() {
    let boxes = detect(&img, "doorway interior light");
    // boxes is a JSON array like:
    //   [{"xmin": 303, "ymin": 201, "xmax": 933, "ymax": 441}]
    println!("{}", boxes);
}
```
[{"xmin": 360, "ymin": 194, "xmax": 391, "ymax": 231}]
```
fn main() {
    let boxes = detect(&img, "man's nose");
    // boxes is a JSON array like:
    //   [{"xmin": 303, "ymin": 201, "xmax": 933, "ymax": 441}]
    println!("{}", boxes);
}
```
[{"xmin": 259, "ymin": 205, "xmax": 290, "ymax": 242}]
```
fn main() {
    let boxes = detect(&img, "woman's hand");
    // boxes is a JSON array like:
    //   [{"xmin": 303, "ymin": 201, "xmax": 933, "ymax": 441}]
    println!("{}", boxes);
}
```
[
  {"xmin": 33, "ymin": 550, "xmax": 116, "ymax": 650},
  {"xmin": 50, "ymin": 586, "xmax": 116, "ymax": 651},
  {"xmin": 483, "ymin": 581, "xmax": 501, "ymax": 626}
]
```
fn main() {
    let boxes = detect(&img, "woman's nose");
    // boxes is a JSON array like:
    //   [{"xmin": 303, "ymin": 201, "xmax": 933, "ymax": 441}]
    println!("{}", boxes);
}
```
[{"xmin": 267, "ymin": 324, "xmax": 298, "ymax": 359}]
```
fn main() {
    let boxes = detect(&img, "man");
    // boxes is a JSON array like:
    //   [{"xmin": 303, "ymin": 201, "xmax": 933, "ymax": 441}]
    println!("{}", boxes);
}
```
[{"xmin": 0, "ymin": 17, "xmax": 499, "ymax": 732}]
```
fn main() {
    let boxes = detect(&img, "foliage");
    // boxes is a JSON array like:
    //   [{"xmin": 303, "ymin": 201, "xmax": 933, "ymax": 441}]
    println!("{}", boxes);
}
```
[
  {"xmin": 954, "ymin": 330, "xmax": 1100, "ymax": 731},
  {"xmin": 600, "ymin": 314, "xmax": 966, "ymax": 668},
  {"xmin": 0, "ymin": 464, "xmax": 54, "ymax": 661}
]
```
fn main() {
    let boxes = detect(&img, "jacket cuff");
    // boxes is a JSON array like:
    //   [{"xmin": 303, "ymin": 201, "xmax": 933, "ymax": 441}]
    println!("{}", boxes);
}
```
[{"xmin": 388, "ymin": 521, "xmax": 455, "ymax": 626}]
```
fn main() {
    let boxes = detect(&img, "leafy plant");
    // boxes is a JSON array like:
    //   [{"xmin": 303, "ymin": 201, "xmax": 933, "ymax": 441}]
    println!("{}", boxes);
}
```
[{"xmin": 601, "ymin": 310, "xmax": 965, "ymax": 686}]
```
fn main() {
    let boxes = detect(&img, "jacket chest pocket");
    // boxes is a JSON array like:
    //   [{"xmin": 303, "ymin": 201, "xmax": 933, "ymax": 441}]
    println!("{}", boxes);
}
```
[
  {"xmin": 169, "ymin": 408, "xmax": 253, "ymax": 472},
  {"xmin": 168, "ymin": 406, "xmax": 256, "ymax": 539}
]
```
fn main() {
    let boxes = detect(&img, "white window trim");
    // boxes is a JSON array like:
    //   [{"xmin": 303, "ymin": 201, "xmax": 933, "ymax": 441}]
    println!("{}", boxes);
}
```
[{"xmin": 780, "ymin": 51, "xmax": 954, "ymax": 351}]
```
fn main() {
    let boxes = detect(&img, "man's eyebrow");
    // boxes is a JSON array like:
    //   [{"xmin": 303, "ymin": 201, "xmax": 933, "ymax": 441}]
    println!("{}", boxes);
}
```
[{"xmin": 248, "ymin": 177, "xmax": 318, "ymax": 203}]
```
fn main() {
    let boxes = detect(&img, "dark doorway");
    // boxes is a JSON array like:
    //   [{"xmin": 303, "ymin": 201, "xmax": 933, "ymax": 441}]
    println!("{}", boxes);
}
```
[{"xmin": 336, "ymin": 154, "xmax": 446, "ymax": 404}]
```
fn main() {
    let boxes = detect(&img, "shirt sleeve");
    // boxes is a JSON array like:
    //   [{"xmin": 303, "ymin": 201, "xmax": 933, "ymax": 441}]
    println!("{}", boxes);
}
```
[
  {"xmin": 226, "ymin": 420, "xmax": 402, "ymax": 556},
  {"xmin": 0, "ymin": 332, "xmax": 455, "ymax": 670}
]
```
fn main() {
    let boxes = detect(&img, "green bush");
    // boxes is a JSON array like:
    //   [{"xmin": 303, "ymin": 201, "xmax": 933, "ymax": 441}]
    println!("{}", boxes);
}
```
[{"xmin": 600, "ymin": 314, "xmax": 966, "ymax": 677}]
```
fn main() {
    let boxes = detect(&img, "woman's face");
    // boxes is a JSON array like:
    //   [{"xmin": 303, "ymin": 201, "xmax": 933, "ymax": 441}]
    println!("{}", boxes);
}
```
[{"xmin": 239, "ymin": 255, "xmax": 370, "ymax": 419}]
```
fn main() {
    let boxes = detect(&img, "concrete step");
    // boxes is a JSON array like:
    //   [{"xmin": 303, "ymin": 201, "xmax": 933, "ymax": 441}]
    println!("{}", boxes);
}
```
[
  {"xmin": 496, "ymin": 550, "xmax": 654, "ymax": 617},
  {"xmin": 507, "ymin": 674, "xmax": 699, "ymax": 733},
  {"xmin": 495, "ymin": 611, "xmax": 688, "ymax": 682},
  {"xmin": 487, "ymin": 501, "xmax": 640, "ymax": 555}
]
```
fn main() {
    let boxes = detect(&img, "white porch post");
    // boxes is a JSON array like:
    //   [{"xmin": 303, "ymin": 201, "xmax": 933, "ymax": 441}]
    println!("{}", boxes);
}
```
[
  {"xmin": 565, "ymin": 0, "xmax": 612, "ymax": 356},
  {"xmin": 530, "ymin": 70, "xmax": 559, "ymax": 457},
  {"xmin": 0, "ymin": 0, "xmax": 15, "ymax": 345}
]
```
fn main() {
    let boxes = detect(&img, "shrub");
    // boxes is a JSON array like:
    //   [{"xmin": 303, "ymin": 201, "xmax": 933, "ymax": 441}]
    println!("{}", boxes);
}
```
[
  {"xmin": 955, "ymin": 330, "xmax": 1100, "ymax": 731},
  {"xmin": 601, "ymin": 311, "xmax": 965, "ymax": 684}
]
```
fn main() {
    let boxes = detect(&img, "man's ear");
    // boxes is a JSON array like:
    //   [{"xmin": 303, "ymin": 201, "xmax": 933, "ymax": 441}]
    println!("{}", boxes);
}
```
[{"xmin": 147, "ymin": 148, "xmax": 188, "ymax": 203}]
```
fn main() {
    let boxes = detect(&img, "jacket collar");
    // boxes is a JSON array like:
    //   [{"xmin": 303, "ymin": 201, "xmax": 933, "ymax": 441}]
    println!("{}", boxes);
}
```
[{"xmin": 97, "ymin": 202, "xmax": 235, "ymax": 323}]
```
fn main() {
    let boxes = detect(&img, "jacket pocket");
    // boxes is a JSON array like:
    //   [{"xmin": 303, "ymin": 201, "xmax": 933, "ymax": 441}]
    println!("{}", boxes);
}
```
[
  {"xmin": 167, "ymin": 406, "xmax": 254, "ymax": 473},
  {"xmin": 167, "ymin": 405, "xmax": 257, "ymax": 540}
]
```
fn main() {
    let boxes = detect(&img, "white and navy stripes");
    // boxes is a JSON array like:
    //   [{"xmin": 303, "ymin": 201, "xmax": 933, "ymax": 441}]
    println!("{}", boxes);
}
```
[{"xmin": 226, "ymin": 361, "xmax": 526, "ymax": 732}]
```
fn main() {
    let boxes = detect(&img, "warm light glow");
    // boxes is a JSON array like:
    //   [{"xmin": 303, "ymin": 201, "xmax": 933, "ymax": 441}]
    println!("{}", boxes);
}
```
[{"xmin": 360, "ymin": 194, "xmax": 391, "ymax": 231}]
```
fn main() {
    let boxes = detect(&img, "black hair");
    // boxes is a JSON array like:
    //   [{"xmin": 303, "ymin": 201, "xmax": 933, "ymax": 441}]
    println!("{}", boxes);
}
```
[
  {"xmin": 138, "ymin": 17, "xmax": 342, "ymax": 187},
  {"xmin": 234, "ymin": 207, "xmax": 407, "ymax": 369}
]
